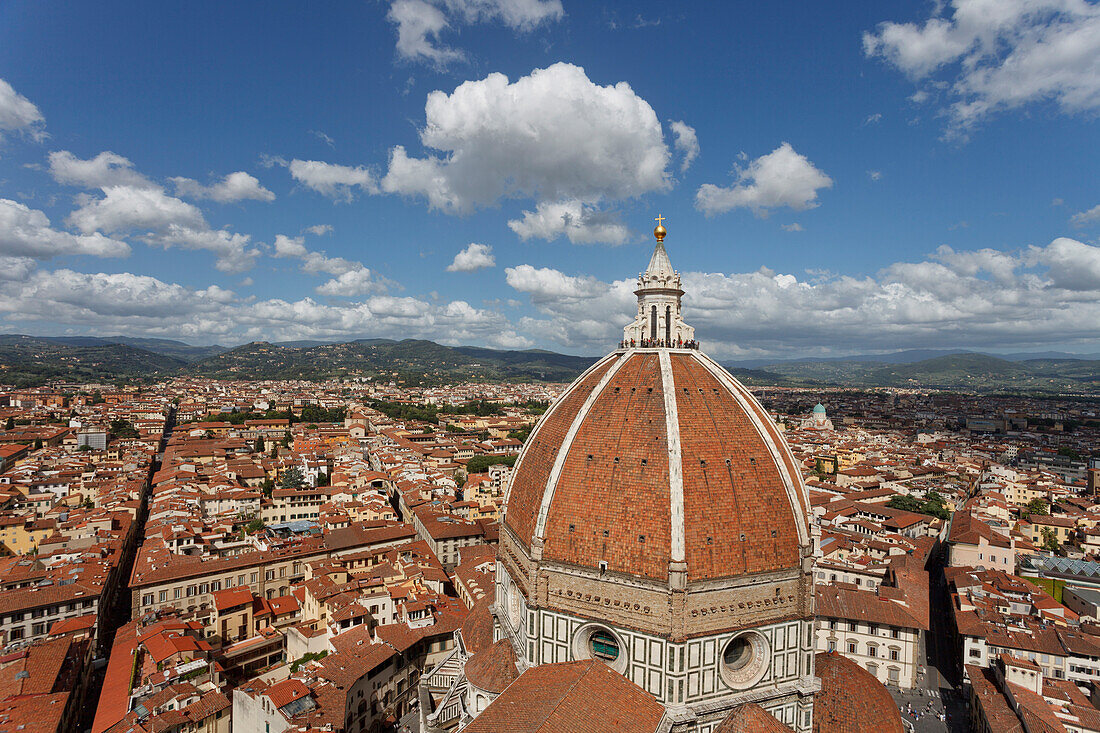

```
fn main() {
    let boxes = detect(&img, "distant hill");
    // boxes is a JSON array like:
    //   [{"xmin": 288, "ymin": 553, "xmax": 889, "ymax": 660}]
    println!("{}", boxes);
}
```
[
  {"xmin": 3, "ymin": 333, "xmax": 1099, "ymax": 393},
  {"xmin": 35, "ymin": 335, "xmax": 227, "ymax": 362},
  {"xmin": 746, "ymin": 352, "xmax": 1100, "ymax": 393},
  {"xmin": 0, "ymin": 334, "xmax": 187, "ymax": 387},
  {"xmin": 184, "ymin": 339, "xmax": 599, "ymax": 385}
]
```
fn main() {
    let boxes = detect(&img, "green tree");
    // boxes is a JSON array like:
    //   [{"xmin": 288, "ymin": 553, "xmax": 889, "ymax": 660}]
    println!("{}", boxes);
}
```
[
  {"xmin": 280, "ymin": 466, "xmax": 306, "ymax": 491},
  {"xmin": 254, "ymin": 436, "xmax": 265, "ymax": 454},
  {"xmin": 109, "ymin": 419, "xmax": 139, "ymax": 439},
  {"xmin": 281, "ymin": 431, "xmax": 292, "ymax": 448},
  {"xmin": 464, "ymin": 454, "xmax": 518, "ymax": 474},
  {"xmin": 4, "ymin": 417, "xmax": 13, "ymax": 431},
  {"xmin": 33, "ymin": 438, "xmax": 42, "ymax": 450},
  {"xmin": 316, "ymin": 471, "xmax": 330, "ymax": 487},
  {"xmin": 261, "ymin": 477, "xmax": 275, "ymax": 498},
  {"xmin": 245, "ymin": 517, "xmax": 266, "ymax": 534},
  {"xmin": 1025, "ymin": 499, "xmax": 1050, "ymax": 516},
  {"xmin": 1040, "ymin": 526, "xmax": 1060, "ymax": 553}
]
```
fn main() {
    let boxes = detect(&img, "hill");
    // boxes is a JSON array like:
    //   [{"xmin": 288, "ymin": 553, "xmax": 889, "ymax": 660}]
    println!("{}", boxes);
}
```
[
  {"xmin": 34, "ymin": 335, "xmax": 227, "ymax": 362},
  {"xmin": 0, "ymin": 335, "xmax": 187, "ymax": 387},
  {"xmin": 184, "ymin": 339, "xmax": 599, "ymax": 385},
  {"xmin": 751, "ymin": 352, "xmax": 1100, "ymax": 393}
]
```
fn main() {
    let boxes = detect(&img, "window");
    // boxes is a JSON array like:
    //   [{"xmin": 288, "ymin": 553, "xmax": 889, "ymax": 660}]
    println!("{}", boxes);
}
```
[
  {"xmin": 174, "ymin": 588, "xmax": 181, "ymax": 599},
  {"xmin": 848, "ymin": 641, "xmax": 857, "ymax": 654},
  {"xmin": 890, "ymin": 648, "xmax": 900, "ymax": 661},
  {"xmin": 143, "ymin": 594, "xmax": 154, "ymax": 607},
  {"xmin": 891, "ymin": 627, "xmax": 900, "ymax": 639},
  {"xmin": 849, "ymin": 622, "xmax": 859, "ymax": 632},
  {"xmin": 159, "ymin": 590, "xmax": 168, "ymax": 603},
  {"xmin": 869, "ymin": 623, "xmax": 878, "ymax": 635},
  {"xmin": 867, "ymin": 663, "xmax": 878, "ymax": 677},
  {"xmin": 827, "ymin": 641, "xmax": 836, "ymax": 652}
]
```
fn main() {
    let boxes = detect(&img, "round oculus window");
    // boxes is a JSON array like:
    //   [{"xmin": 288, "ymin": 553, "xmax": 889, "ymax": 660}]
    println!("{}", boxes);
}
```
[
  {"xmin": 719, "ymin": 631, "xmax": 770, "ymax": 690},
  {"xmin": 572, "ymin": 624, "xmax": 628, "ymax": 673}
]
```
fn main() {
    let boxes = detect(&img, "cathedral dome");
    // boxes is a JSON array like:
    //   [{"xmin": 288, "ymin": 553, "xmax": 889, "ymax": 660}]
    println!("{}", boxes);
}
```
[{"xmin": 503, "ymin": 345, "xmax": 810, "ymax": 584}]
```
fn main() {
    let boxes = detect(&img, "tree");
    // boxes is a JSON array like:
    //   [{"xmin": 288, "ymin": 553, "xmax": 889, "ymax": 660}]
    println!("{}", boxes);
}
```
[
  {"xmin": 33, "ymin": 438, "xmax": 42, "ymax": 450},
  {"xmin": 1025, "ymin": 499, "xmax": 1050, "ymax": 516},
  {"xmin": 254, "ymin": 436, "xmax": 265, "ymax": 454},
  {"xmin": 4, "ymin": 417, "xmax": 12, "ymax": 431},
  {"xmin": 269, "ymin": 444, "xmax": 278, "ymax": 459},
  {"xmin": 281, "ymin": 431, "xmax": 292, "ymax": 448},
  {"xmin": 316, "ymin": 471, "xmax": 330, "ymax": 487},
  {"xmin": 1040, "ymin": 526, "xmax": 1060, "ymax": 553},
  {"xmin": 280, "ymin": 466, "xmax": 306, "ymax": 491},
  {"xmin": 261, "ymin": 478, "xmax": 275, "ymax": 498},
  {"xmin": 245, "ymin": 517, "xmax": 266, "ymax": 534},
  {"xmin": 110, "ymin": 419, "xmax": 139, "ymax": 439},
  {"xmin": 464, "ymin": 454, "xmax": 518, "ymax": 474}
]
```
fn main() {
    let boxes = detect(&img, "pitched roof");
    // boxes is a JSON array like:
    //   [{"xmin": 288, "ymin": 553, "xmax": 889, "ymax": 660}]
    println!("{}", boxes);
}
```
[{"xmin": 463, "ymin": 660, "xmax": 665, "ymax": 733}]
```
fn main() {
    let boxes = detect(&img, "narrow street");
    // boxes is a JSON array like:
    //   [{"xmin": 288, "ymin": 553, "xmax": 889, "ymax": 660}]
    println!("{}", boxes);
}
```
[
  {"xmin": 889, "ymin": 546, "xmax": 968, "ymax": 733},
  {"xmin": 75, "ymin": 406, "xmax": 174, "ymax": 732}
]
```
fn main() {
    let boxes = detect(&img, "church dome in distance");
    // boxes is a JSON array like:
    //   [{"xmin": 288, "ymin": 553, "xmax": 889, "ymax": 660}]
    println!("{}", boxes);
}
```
[{"xmin": 812, "ymin": 652, "xmax": 905, "ymax": 733}]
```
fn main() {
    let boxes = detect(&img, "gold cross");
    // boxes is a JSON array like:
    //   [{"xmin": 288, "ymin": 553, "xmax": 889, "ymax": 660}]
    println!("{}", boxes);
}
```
[{"xmin": 655, "ymin": 214, "xmax": 666, "ymax": 226}]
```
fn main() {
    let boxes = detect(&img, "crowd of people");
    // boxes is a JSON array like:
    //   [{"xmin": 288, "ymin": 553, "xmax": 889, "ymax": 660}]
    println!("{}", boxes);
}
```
[{"xmin": 619, "ymin": 337, "xmax": 700, "ymax": 350}]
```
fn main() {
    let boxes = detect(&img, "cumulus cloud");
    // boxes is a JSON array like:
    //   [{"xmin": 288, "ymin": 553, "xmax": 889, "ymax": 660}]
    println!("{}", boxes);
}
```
[
  {"xmin": 669, "ymin": 120, "xmax": 699, "ymax": 172},
  {"xmin": 0, "ymin": 267, "xmax": 511, "ymax": 346},
  {"xmin": 48, "ymin": 151, "xmax": 156, "ymax": 190},
  {"xmin": 447, "ymin": 242, "xmax": 495, "ymax": 272},
  {"xmin": 504, "ymin": 238, "xmax": 1100, "ymax": 357},
  {"xmin": 0, "ymin": 198, "xmax": 129, "ymax": 259},
  {"xmin": 273, "ymin": 233, "xmax": 394, "ymax": 294},
  {"xmin": 305, "ymin": 224, "xmax": 333, "ymax": 236},
  {"xmin": 864, "ymin": 1, "xmax": 1100, "ymax": 134},
  {"xmin": 315, "ymin": 268, "xmax": 391, "ymax": 296},
  {"xmin": 54, "ymin": 151, "xmax": 259, "ymax": 272},
  {"xmin": 387, "ymin": 0, "xmax": 562, "ymax": 67},
  {"xmin": 0, "ymin": 256, "xmax": 35, "ymax": 282},
  {"xmin": 381, "ymin": 63, "xmax": 671, "ymax": 213},
  {"xmin": 285, "ymin": 159, "xmax": 378, "ymax": 202},
  {"xmin": 0, "ymin": 78, "xmax": 45, "ymax": 143},
  {"xmin": 507, "ymin": 199, "xmax": 630, "ymax": 245},
  {"xmin": 170, "ymin": 171, "xmax": 275, "ymax": 203},
  {"xmin": 1071, "ymin": 203, "xmax": 1100, "ymax": 227},
  {"xmin": 695, "ymin": 142, "xmax": 833, "ymax": 217}
]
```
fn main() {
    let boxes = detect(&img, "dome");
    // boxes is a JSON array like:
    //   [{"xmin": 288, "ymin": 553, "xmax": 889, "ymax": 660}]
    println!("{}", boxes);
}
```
[
  {"xmin": 812, "ymin": 652, "xmax": 904, "ymax": 733},
  {"xmin": 464, "ymin": 639, "xmax": 520, "ymax": 694},
  {"xmin": 503, "ymin": 347, "xmax": 810, "ymax": 584},
  {"xmin": 813, "ymin": 404, "xmax": 826, "ymax": 414}
]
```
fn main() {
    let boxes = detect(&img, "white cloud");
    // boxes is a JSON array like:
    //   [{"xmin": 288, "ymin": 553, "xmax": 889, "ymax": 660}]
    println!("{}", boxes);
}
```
[
  {"xmin": 1070, "ymin": 203, "xmax": 1100, "ymax": 227},
  {"xmin": 273, "ymin": 234, "xmax": 309, "ymax": 259},
  {"xmin": 315, "ymin": 268, "xmax": 391, "ymax": 296},
  {"xmin": 669, "ymin": 120, "xmax": 699, "ymax": 172},
  {"xmin": 865, "ymin": 1, "xmax": 1100, "ymax": 134},
  {"xmin": 781, "ymin": 223, "xmax": 804, "ymax": 232},
  {"xmin": 0, "ymin": 78, "xmax": 45, "ymax": 143},
  {"xmin": 68, "ymin": 185, "xmax": 205, "ymax": 234},
  {"xmin": 387, "ymin": 0, "xmax": 562, "ymax": 67},
  {"xmin": 504, "ymin": 264, "xmax": 606, "ymax": 300},
  {"xmin": 273, "ymin": 233, "xmax": 394, "ymax": 293},
  {"xmin": 695, "ymin": 142, "xmax": 833, "ymax": 217},
  {"xmin": 56, "ymin": 151, "xmax": 259, "ymax": 272},
  {"xmin": 0, "ymin": 268, "xmax": 507, "ymax": 346},
  {"xmin": 447, "ymin": 242, "xmax": 496, "ymax": 272},
  {"xmin": 305, "ymin": 224, "xmax": 333, "ymax": 236},
  {"xmin": 863, "ymin": 113, "xmax": 884, "ymax": 125},
  {"xmin": 170, "ymin": 171, "xmax": 275, "ymax": 203},
  {"xmin": 868, "ymin": 170, "xmax": 883, "ymax": 181},
  {"xmin": 287, "ymin": 159, "xmax": 378, "ymax": 201},
  {"xmin": 0, "ymin": 198, "xmax": 130, "ymax": 259},
  {"xmin": 507, "ymin": 199, "xmax": 630, "ymax": 245},
  {"xmin": 48, "ymin": 151, "xmax": 156, "ymax": 189},
  {"xmin": 388, "ymin": 0, "xmax": 465, "ymax": 67},
  {"xmin": 0, "ymin": 256, "xmax": 35, "ymax": 281},
  {"xmin": 503, "ymin": 238, "xmax": 1100, "ymax": 356},
  {"xmin": 381, "ymin": 63, "xmax": 671, "ymax": 213},
  {"xmin": 1027, "ymin": 237, "xmax": 1100, "ymax": 290}
]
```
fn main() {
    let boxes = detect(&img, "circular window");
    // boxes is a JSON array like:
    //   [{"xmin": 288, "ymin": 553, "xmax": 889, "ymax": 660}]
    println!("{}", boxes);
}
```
[
  {"xmin": 572, "ymin": 624, "xmax": 627, "ymax": 673},
  {"xmin": 719, "ymin": 631, "xmax": 770, "ymax": 690},
  {"xmin": 507, "ymin": 581, "xmax": 523, "ymax": 630}
]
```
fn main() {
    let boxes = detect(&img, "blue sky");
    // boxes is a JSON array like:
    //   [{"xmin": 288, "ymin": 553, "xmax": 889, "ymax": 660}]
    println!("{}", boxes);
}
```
[{"xmin": 1, "ymin": 0, "xmax": 1098, "ymax": 358}]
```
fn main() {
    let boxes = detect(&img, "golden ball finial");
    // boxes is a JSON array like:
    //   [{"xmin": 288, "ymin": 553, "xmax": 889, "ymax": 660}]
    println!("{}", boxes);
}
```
[{"xmin": 654, "ymin": 214, "xmax": 667, "ymax": 242}]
